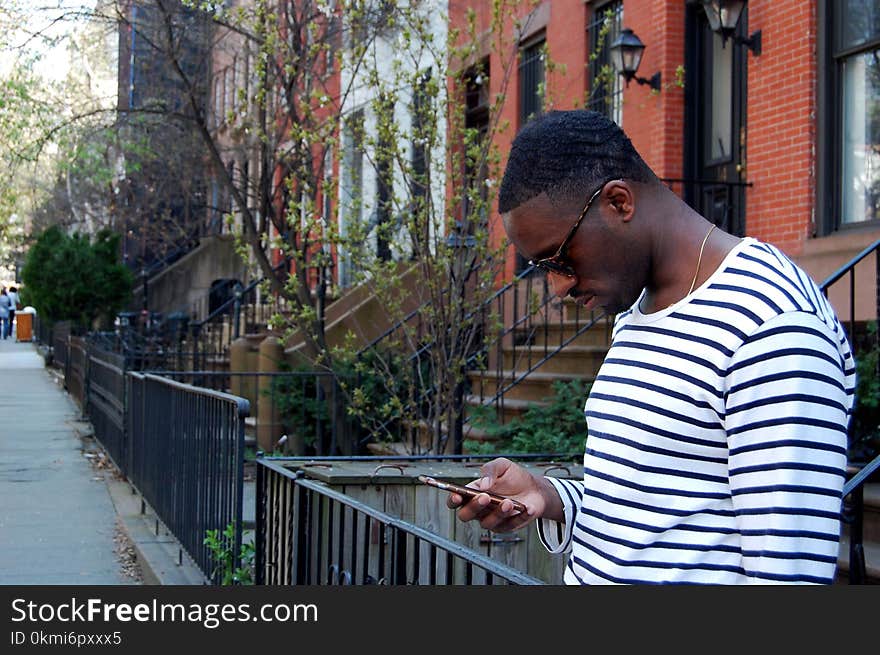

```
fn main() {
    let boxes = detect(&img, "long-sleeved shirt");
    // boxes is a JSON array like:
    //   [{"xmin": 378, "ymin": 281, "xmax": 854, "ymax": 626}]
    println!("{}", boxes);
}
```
[{"xmin": 538, "ymin": 237, "xmax": 855, "ymax": 584}]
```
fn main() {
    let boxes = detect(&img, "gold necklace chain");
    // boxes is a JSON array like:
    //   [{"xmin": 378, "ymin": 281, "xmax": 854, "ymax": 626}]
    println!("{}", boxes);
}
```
[{"xmin": 688, "ymin": 224, "xmax": 717, "ymax": 296}]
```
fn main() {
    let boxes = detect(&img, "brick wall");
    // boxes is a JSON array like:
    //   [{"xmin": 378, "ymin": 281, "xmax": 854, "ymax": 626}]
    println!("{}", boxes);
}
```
[
  {"xmin": 450, "ymin": 0, "xmax": 827, "ymax": 275},
  {"xmin": 746, "ymin": 0, "xmax": 816, "ymax": 256}
]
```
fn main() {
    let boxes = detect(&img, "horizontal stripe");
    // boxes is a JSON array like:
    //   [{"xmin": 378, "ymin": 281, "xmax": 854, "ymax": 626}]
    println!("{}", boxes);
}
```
[
  {"xmin": 728, "ymin": 461, "xmax": 846, "ymax": 479},
  {"xmin": 584, "ymin": 467, "xmax": 730, "ymax": 500},
  {"xmin": 588, "ymin": 392, "xmax": 722, "ymax": 430},
  {"xmin": 727, "ymin": 369, "xmax": 847, "ymax": 396},
  {"xmin": 590, "ymin": 430, "xmax": 728, "ymax": 465},
  {"xmin": 619, "ymin": 324, "xmax": 735, "ymax": 356},
  {"xmin": 726, "ymin": 393, "xmax": 848, "ymax": 417},
  {"xmin": 576, "ymin": 506, "xmax": 738, "ymax": 536},
  {"xmin": 586, "ymin": 448, "xmax": 728, "ymax": 484},
  {"xmin": 601, "ymin": 358, "xmax": 724, "ymax": 397},
  {"xmin": 585, "ymin": 411, "xmax": 724, "ymax": 449},
  {"xmin": 728, "ymin": 348, "xmax": 842, "ymax": 375},
  {"xmin": 709, "ymin": 283, "xmax": 783, "ymax": 314},
  {"xmin": 726, "ymin": 417, "xmax": 848, "ymax": 439},
  {"xmin": 573, "ymin": 525, "xmax": 741, "ymax": 554},
  {"xmin": 594, "ymin": 375, "xmax": 720, "ymax": 413},
  {"xmin": 581, "ymin": 486, "xmax": 737, "ymax": 519},
  {"xmin": 611, "ymin": 340, "xmax": 726, "ymax": 377}
]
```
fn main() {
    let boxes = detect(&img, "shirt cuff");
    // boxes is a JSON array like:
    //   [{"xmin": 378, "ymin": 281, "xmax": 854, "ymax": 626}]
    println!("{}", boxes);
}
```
[{"xmin": 535, "ymin": 477, "xmax": 581, "ymax": 554}]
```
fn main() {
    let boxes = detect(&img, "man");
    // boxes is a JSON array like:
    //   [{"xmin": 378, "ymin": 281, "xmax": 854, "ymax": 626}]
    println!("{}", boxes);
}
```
[
  {"xmin": 0, "ymin": 288, "xmax": 10, "ymax": 339},
  {"xmin": 450, "ymin": 110, "xmax": 855, "ymax": 584},
  {"xmin": 6, "ymin": 286, "xmax": 18, "ymax": 339}
]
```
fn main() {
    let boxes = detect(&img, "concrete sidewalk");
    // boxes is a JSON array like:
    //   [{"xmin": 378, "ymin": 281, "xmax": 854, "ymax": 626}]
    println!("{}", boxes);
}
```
[{"xmin": 0, "ymin": 339, "xmax": 137, "ymax": 584}]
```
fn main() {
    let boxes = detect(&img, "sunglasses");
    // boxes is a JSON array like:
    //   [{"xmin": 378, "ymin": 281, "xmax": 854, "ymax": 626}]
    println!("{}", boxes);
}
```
[{"xmin": 528, "ymin": 178, "xmax": 620, "ymax": 277}]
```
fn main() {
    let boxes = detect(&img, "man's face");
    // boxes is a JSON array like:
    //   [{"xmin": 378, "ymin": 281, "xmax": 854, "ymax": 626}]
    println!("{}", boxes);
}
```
[{"xmin": 502, "ymin": 191, "xmax": 645, "ymax": 314}]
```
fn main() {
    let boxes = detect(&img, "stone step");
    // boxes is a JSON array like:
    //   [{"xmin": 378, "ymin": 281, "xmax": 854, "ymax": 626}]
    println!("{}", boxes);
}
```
[
  {"xmin": 501, "ymin": 344, "xmax": 607, "ymax": 377},
  {"xmin": 464, "ymin": 395, "xmax": 546, "ymax": 426},
  {"xmin": 467, "ymin": 369, "xmax": 592, "ymax": 403},
  {"xmin": 514, "ymin": 318, "xmax": 612, "ymax": 349}
]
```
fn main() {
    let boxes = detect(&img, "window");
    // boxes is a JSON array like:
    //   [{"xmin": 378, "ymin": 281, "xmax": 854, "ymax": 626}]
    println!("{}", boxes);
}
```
[
  {"xmin": 411, "ymin": 70, "xmax": 432, "ymax": 206},
  {"xmin": 519, "ymin": 36, "xmax": 545, "ymax": 127},
  {"xmin": 821, "ymin": 0, "xmax": 880, "ymax": 230},
  {"xmin": 340, "ymin": 109, "xmax": 365, "ymax": 287},
  {"xmin": 587, "ymin": 0, "xmax": 623, "ymax": 125}
]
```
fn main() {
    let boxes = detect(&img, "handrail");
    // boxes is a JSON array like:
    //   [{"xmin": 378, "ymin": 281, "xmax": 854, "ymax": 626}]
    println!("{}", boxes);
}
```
[
  {"xmin": 141, "ymin": 372, "xmax": 251, "ymax": 418},
  {"xmin": 844, "ymin": 454, "xmax": 880, "ymax": 497},
  {"xmin": 819, "ymin": 237, "xmax": 880, "ymax": 291},
  {"xmin": 359, "ymin": 264, "xmax": 539, "ymax": 356},
  {"xmin": 192, "ymin": 260, "xmax": 288, "ymax": 329},
  {"xmin": 466, "ymin": 310, "xmax": 607, "ymax": 414}
]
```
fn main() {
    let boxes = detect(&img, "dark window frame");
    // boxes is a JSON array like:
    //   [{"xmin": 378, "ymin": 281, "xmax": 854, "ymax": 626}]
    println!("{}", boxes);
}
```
[
  {"xmin": 586, "ymin": 0, "xmax": 623, "ymax": 124},
  {"xmin": 817, "ymin": 0, "xmax": 880, "ymax": 236},
  {"xmin": 518, "ymin": 33, "xmax": 546, "ymax": 128}
]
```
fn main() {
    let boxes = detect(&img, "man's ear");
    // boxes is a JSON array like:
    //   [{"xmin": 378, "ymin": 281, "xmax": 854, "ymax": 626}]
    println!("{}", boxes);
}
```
[{"xmin": 604, "ymin": 180, "xmax": 635, "ymax": 222}]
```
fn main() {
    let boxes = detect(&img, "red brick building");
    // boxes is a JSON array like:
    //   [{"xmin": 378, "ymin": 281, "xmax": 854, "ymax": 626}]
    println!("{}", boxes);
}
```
[{"xmin": 451, "ymin": 0, "xmax": 880, "ymax": 319}]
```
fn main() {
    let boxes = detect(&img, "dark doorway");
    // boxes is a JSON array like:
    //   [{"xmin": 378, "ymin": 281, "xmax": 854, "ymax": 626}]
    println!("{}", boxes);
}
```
[
  {"xmin": 209, "ymin": 278, "xmax": 241, "ymax": 315},
  {"xmin": 684, "ymin": 4, "xmax": 750, "ymax": 236}
]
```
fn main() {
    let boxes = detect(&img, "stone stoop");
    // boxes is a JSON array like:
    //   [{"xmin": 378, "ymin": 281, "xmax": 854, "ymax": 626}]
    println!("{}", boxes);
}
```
[{"xmin": 463, "ymin": 301, "xmax": 611, "ymax": 449}]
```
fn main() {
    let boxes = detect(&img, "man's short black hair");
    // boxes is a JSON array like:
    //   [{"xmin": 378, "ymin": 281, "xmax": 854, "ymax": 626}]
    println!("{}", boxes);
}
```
[{"xmin": 498, "ymin": 110, "xmax": 658, "ymax": 214}]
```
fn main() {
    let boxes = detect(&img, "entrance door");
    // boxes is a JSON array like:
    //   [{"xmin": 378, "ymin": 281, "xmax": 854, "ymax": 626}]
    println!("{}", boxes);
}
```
[{"xmin": 684, "ymin": 4, "xmax": 749, "ymax": 236}]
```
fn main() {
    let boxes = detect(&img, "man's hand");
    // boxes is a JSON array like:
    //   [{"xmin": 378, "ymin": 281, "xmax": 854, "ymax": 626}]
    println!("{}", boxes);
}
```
[{"xmin": 448, "ymin": 457, "xmax": 564, "ymax": 532}]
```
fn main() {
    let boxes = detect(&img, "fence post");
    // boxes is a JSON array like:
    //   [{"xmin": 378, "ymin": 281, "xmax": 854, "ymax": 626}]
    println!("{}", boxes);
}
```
[
  {"xmin": 257, "ymin": 336, "xmax": 284, "ymax": 453},
  {"xmin": 233, "ymin": 282, "xmax": 243, "ymax": 340}
]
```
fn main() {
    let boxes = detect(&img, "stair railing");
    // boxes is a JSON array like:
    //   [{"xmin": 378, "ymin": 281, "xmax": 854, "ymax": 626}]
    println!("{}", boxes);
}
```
[
  {"xmin": 355, "ymin": 265, "xmax": 610, "ymax": 451},
  {"xmin": 819, "ymin": 236, "xmax": 880, "ymax": 584},
  {"xmin": 185, "ymin": 262, "xmax": 290, "ymax": 371}
]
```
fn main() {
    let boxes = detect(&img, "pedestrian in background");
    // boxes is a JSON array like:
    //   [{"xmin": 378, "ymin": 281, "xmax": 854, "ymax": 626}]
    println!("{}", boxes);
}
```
[
  {"xmin": 6, "ymin": 286, "xmax": 19, "ymax": 339},
  {"xmin": 0, "ymin": 288, "xmax": 10, "ymax": 339}
]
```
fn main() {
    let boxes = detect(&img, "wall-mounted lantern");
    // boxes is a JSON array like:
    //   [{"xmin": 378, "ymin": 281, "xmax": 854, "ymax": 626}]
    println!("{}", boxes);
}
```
[
  {"xmin": 701, "ymin": 0, "xmax": 762, "ymax": 55},
  {"xmin": 609, "ymin": 28, "xmax": 662, "ymax": 92}
]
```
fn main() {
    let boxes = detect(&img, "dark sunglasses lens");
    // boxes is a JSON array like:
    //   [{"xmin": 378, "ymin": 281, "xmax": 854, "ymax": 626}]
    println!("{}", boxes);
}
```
[{"xmin": 535, "ymin": 259, "xmax": 573, "ymax": 276}]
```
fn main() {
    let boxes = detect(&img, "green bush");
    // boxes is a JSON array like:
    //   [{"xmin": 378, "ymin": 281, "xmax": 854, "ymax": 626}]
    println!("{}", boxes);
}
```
[
  {"xmin": 466, "ymin": 379, "xmax": 590, "ymax": 456},
  {"xmin": 20, "ymin": 225, "xmax": 133, "ymax": 328},
  {"xmin": 851, "ymin": 322, "xmax": 880, "ymax": 463},
  {"xmin": 203, "ymin": 523, "xmax": 254, "ymax": 585}
]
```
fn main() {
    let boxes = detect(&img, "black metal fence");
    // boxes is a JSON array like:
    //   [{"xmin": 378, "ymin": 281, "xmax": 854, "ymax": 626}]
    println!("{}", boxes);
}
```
[
  {"xmin": 88, "ymin": 344, "xmax": 128, "ymax": 475},
  {"xmin": 255, "ymin": 457, "xmax": 545, "ymax": 585},
  {"xmin": 151, "ymin": 370, "xmax": 355, "ymax": 455},
  {"xmin": 127, "ymin": 373, "xmax": 248, "ymax": 580}
]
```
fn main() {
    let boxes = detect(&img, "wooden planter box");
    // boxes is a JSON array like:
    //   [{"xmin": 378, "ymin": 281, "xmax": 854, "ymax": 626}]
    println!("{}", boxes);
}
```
[{"xmin": 284, "ymin": 458, "xmax": 581, "ymax": 584}]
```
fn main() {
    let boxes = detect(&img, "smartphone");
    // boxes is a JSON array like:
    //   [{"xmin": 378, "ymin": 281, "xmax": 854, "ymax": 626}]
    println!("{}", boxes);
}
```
[{"xmin": 417, "ymin": 475, "xmax": 527, "ymax": 513}]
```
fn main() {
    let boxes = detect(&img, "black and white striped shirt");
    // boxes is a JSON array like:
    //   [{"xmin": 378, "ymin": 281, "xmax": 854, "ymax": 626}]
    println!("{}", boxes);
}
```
[{"xmin": 537, "ymin": 238, "xmax": 856, "ymax": 584}]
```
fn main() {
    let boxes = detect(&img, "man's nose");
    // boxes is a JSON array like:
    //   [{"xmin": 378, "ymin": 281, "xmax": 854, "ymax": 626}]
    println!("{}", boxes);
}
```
[{"xmin": 547, "ymin": 271, "xmax": 577, "ymax": 298}]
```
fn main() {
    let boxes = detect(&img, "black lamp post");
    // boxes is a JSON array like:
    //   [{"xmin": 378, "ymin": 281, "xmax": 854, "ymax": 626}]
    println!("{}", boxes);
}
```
[
  {"xmin": 701, "ymin": 0, "xmax": 762, "ymax": 55},
  {"xmin": 609, "ymin": 29, "xmax": 662, "ymax": 92}
]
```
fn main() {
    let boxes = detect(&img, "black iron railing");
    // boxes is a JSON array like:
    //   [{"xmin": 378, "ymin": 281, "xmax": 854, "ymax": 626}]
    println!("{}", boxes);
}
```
[
  {"xmin": 150, "ymin": 370, "xmax": 356, "ymax": 456},
  {"xmin": 67, "ymin": 336, "xmax": 89, "ymax": 410},
  {"xmin": 356, "ymin": 265, "xmax": 609, "ymax": 452},
  {"xmin": 87, "ymin": 344, "xmax": 128, "ymax": 475},
  {"xmin": 127, "ymin": 372, "xmax": 249, "ymax": 581},
  {"xmin": 819, "ymin": 236, "xmax": 880, "ymax": 584},
  {"xmin": 255, "ymin": 456, "xmax": 547, "ymax": 585},
  {"xmin": 186, "ymin": 262, "xmax": 290, "ymax": 364}
]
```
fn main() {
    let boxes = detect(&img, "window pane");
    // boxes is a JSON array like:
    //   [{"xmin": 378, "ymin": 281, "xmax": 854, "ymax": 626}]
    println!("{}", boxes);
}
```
[
  {"xmin": 835, "ymin": 0, "xmax": 880, "ymax": 52},
  {"xmin": 519, "ymin": 39, "xmax": 545, "ymax": 126},
  {"xmin": 708, "ymin": 32, "xmax": 733, "ymax": 162},
  {"xmin": 841, "ymin": 49, "xmax": 880, "ymax": 224},
  {"xmin": 587, "ymin": 1, "xmax": 623, "ymax": 125}
]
